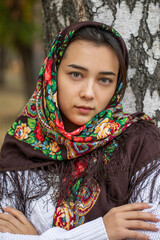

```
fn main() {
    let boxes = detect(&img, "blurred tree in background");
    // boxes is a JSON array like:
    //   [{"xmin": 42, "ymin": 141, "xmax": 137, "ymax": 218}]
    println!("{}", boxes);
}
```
[
  {"xmin": 0, "ymin": 0, "xmax": 44, "ymax": 147},
  {"xmin": 0, "ymin": 0, "xmax": 43, "ymax": 98}
]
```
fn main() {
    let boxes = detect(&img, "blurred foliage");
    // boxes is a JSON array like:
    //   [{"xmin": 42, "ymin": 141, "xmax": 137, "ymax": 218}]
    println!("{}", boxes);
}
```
[
  {"xmin": 0, "ymin": 0, "xmax": 42, "ymax": 48},
  {"xmin": 0, "ymin": 0, "xmax": 43, "ymax": 97}
]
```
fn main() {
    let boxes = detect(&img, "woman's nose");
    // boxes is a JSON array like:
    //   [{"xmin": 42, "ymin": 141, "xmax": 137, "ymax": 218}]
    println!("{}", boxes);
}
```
[{"xmin": 80, "ymin": 79, "xmax": 95, "ymax": 100}]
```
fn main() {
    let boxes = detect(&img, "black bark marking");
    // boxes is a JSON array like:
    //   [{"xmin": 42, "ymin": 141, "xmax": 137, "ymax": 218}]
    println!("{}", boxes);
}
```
[
  {"xmin": 128, "ymin": 0, "xmax": 159, "ymax": 115},
  {"xmin": 82, "ymin": 0, "xmax": 94, "ymax": 20},
  {"xmin": 62, "ymin": 0, "xmax": 78, "ymax": 25},
  {"xmin": 42, "ymin": 0, "xmax": 56, "ymax": 55},
  {"xmin": 125, "ymin": 0, "xmax": 138, "ymax": 13},
  {"xmin": 154, "ymin": 110, "xmax": 160, "ymax": 127}
]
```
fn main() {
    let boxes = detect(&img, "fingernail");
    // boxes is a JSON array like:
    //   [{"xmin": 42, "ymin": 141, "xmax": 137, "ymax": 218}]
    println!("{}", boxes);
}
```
[
  {"xmin": 2, "ymin": 206, "xmax": 9, "ymax": 210},
  {"xmin": 154, "ymin": 227, "xmax": 159, "ymax": 231},
  {"xmin": 147, "ymin": 203, "xmax": 153, "ymax": 208}
]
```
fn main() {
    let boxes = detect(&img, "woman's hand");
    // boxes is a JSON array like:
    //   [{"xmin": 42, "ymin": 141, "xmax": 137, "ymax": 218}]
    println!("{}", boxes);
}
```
[
  {"xmin": 103, "ymin": 202, "xmax": 159, "ymax": 240},
  {"xmin": 0, "ymin": 206, "xmax": 39, "ymax": 235}
]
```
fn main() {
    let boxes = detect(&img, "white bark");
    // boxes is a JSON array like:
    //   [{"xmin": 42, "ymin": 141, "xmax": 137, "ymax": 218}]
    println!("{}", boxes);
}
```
[{"xmin": 42, "ymin": 0, "xmax": 160, "ymax": 126}]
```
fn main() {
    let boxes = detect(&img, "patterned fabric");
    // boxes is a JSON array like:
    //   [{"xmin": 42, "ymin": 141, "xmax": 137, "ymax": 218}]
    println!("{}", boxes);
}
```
[
  {"xmin": 7, "ymin": 21, "xmax": 150, "ymax": 161},
  {"xmin": 53, "ymin": 179, "xmax": 101, "ymax": 230},
  {"xmin": 7, "ymin": 21, "xmax": 152, "ymax": 229}
]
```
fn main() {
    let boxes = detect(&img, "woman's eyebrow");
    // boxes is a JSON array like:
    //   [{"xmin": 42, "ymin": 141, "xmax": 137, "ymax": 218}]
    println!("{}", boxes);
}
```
[
  {"xmin": 67, "ymin": 64, "xmax": 116, "ymax": 76},
  {"xmin": 67, "ymin": 64, "xmax": 88, "ymax": 71},
  {"xmin": 99, "ymin": 71, "xmax": 116, "ymax": 76}
]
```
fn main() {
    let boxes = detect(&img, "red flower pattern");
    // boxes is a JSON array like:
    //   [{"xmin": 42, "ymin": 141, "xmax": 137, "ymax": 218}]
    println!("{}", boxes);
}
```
[
  {"xmin": 34, "ymin": 121, "xmax": 45, "ymax": 142},
  {"xmin": 44, "ymin": 59, "xmax": 53, "ymax": 86},
  {"xmin": 74, "ymin": 160, "xmax": 88, "ymax": 179},
  {"xmin": 31, "ymin": 104, "xmax": 36, "ymax": 111}
]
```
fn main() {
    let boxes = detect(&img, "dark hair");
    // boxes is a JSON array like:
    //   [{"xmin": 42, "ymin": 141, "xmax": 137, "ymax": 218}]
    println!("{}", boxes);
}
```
[{"xmin": 68, "ymin": 26, "xmax": 127, "ymax": 99}]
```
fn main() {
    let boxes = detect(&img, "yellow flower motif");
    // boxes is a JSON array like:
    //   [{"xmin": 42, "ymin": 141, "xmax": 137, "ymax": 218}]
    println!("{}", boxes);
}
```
[
  {"xmin": 94, "ymin": 119, "xmax": 110, "ymax": 139},
  {"xmin": 54, "ymin": 202, "xmax": 74, "ymax": 230},
  {"xmin": 14, "ymin": 123, "xmax": 31, "ymax": 140},
  {"xmin": 95, "ymin": 119, "xmax": 120, "ymax": 139},
  {"xmin": 49, "ymin": 120, "xmax": 58, "ymax": 133},
  {"xmin": 49, "ymin": 141, "xmax": 60, "ymax": 155}
]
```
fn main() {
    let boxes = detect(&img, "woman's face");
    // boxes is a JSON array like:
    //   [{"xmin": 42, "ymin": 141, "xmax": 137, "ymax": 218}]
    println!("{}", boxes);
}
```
[{"xmin": 57, "ymin": 40, "xmax": 119, "ymax": 132}]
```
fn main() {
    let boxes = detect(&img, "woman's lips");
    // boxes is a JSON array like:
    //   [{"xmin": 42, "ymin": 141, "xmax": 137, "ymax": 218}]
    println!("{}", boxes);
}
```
[{"xmin": 75, "ymin": 106, "xmax": 94, "ymax": 114}]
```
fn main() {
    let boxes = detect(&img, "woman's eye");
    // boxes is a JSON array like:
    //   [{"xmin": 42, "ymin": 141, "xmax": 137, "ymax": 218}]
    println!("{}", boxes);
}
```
[
  {"xmin": 99, "ymin": 78, "xmax": 112, "ymax": 84},
  {"xmin": 70, "ymin": 72, "xmax": 82, "ymax": 79}
]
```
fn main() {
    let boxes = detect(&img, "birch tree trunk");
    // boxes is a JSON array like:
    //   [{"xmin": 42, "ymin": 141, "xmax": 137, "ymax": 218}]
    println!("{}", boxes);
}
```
[{"xmin": 41, "ymin": 0, "xmax": 160, "ymax": 126}]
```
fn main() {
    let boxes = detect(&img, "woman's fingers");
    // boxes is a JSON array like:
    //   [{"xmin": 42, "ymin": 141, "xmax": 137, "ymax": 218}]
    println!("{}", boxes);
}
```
[
  {"xmin": 125, "ymin": 219, "xmax": 158, "ymax": 231},
  {"xmin": 123, "ymin": 211, "xmax": 158, "ymax": 222},
  {"xmin": 123, "ymin": 229, "xmax": 150, "ymax": 240},
  {"xmin": 113, "ymin": 202, "xmax": 151, "ymax": 212},
  {"xmin": 0, "ymin": 219, "xmax": 20, "ymax": 234},
  {"xmin": 2, "ymin": 207, "xmax": 27, "ymax": 224},
  {"xmin": 107, "ymin": 205, "xmax": 158, "ymax": 224},
  {"xmin": 103, "ymin": 203, "xmax": 159, "ymax": 240},
  {"xmin": 0, "ymin": 212, "xmax": 22, "ymax": 232},
  {"xmin": 0, "ymin": 207, "xmax": 38, "ymax": 235},
  {"xmin": 0, "ymin": 225, "xmax": 14, "ymax": 234}
]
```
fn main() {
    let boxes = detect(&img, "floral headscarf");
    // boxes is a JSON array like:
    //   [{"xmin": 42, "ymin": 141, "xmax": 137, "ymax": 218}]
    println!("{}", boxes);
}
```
[{"xmin": 7, "ymin": 21, "xmax": 150, "ymax": 162}]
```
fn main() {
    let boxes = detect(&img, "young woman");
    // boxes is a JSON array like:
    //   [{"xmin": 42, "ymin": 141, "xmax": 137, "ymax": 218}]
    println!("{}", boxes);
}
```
[{"xmin": 0, "ymin": 21, "xmax": 160, "ymax": 240}]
